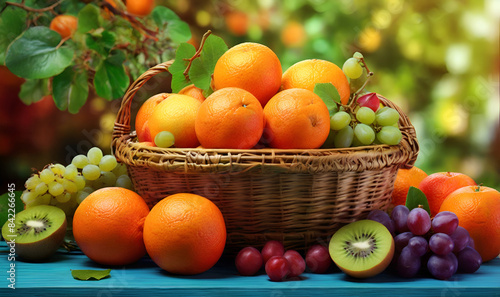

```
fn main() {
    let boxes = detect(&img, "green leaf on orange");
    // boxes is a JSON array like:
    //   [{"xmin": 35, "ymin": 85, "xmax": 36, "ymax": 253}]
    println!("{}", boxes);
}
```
[
  {"xmin": 53, "ymin": 67, "xmax": 89, "ymax": 113},
  {"xmin": 189, "ymin": 34, "xmax": 228, "ymax": 91},
  {"xmin": 405, "ymin": 186, "xmax": 431, "ymax": 215},
  {"xmin": 169, "ymin": 42, "xmax": 196, "ymax": 93},
  {"xmin": 313, "ymin": 82, "xmax": 341, "ymax": 115},
  {"xmin": 5, "ymin": 27, "xmax": 74, "ymax": 79}
]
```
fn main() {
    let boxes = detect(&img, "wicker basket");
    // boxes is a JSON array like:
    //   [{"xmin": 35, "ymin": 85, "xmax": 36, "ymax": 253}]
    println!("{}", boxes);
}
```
[{"xmin": 112, "ymin": 61, "xmax": 419, "ymax": 254}]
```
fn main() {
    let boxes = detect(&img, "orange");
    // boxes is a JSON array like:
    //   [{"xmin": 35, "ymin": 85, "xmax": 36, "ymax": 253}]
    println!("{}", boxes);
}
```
[
  {"xmin": 281, "ymin": 21, "xmax": 306, "ymax": 48},
  {"xmin": 263, "ymin": 88, "xmax": 330, "ymax": 149},
  {"xmin": 281, "ymin": 59, "xmax": 350, "ymax": 105},
  {"xmin": 73, "ymin": 187, "xmax": 150, "ymax": 265},
  {"xmin": 49, "ymin": 15, "xmax": 78, "ymax": 39},
  {"xmin": 178, "ymin": 84, "xmax": 205, "ymax": 102},
  {"xmin": 391, "ymin": 166, "xmax": 428, "ymax": 206},
  {"xmin": 148, "ymin": 94, "xmax": 201, "ymax": 148},
  {"xmin": 143, "ymin": 193, "xmax": 226, "ymax": 275},
  {"xmin": 195, "ymin": 87, "xmax": 264, "ymax": 149},
  {"xmin": 225, "ymin": 11, "xmax": 249, "ymax": 36},
  {"xmin": 213, "ymin": 42, "xmax": 282, "ymax": 107},
  {"xmin": 439, "ymin": 186, "xmax": 500, "ymax": 262},
  {"xmin": 135, "ymin": 93, "xmax": 170, "ymax": 142},
  {"xmin": 419, "ymin": 172, "xmax": 476, "ymax": 217},
  {"xmin": 126, "ymin": 0, "xmax": 155, "ymax": 17}
]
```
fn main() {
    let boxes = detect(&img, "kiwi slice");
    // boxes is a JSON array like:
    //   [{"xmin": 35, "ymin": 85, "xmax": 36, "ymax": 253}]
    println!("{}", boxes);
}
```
[
  {"xmin": 329, "ymin": 220, "xmax": 394, "ymax": 278},
  {"xmin": 2, "ymin": 205, "xmax": 67, "ymax": 262}
]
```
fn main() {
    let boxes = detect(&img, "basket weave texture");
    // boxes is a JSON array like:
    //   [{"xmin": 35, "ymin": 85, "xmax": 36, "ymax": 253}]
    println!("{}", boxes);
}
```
[{"xmin": 112, "ymin": 61, "xmax": 419, "ymax": 254}]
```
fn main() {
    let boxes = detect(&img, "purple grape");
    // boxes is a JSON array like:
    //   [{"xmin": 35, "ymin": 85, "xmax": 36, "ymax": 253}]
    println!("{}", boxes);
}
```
[
  {"xmin": 391, "ymin": 205, "xmax": 410, "ymax": 233},
  {"xmin": 262, "ymin": 240, "xmax": 285, "ymax": 263},
  {"xmin": 367, "ymin": 209, "xmax": 395, "ymax": 235},
  {"xmin": 397, "ymin": 247, "xmax": 421, "ymax": 278},
  {"xmin": 235, "ymin": 247, "xmax": 264, "ymax": 276},
  {"xmin": 457, "ymin": 246, "xmax": 482, "ymax": 273},
  {"xmin": 407, "ymin": 236, "xmax": 428, "ymax": 257},
  {"xmin": 407, "ymin": 208, "xmax": 431, "ymax": 236},
  {"xmin": 395, "ymin": 232, "xmax": 414, "ymax": 253},
  {"xmin": 450, "ymin": 226, "xmax": 470, "ymax": 253},
  {"xmin": 467, "ymin": 237, "xmax": 475, "ymax": 249},
  {"xmin": 427, "ymin": 253, "xmax": 458, "ymax": 280},
  {"xmin": 429, "ymin": 233, "xmax": 455, "ymax": 255},
  {"xmin": 265, "ymin": 256, "xmax": 290, "ymax": 281},
  {"xmin": 305, "ymin": 245, "xmax": 332, "ymax": 274},
  {"xmin": 283, "ymin": 250, "xmax": 306, "ymax": 277},
  {"xmin": 431, "ymin": 211, "xmax": 459, "ymax": 235}
]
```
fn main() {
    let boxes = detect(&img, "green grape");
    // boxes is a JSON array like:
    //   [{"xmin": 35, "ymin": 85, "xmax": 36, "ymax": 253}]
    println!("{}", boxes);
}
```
[
  {"xmin": 34, "ymin": 182, "xmax": 48, "ymax": 195},
  {"xmin": 353, "ymin": 52, "xmax": 364, "ymax": 59},
  {"xmin": 377, "ymin": 126, "xmax": 403, "ymax": 145},
  {"xmin": 83, "ymin": 186, "xmax": 94, "ymax": 193},
  {"xmin": 50, "ymin": 164, "xmax": 66, "ymax": 176},
  {"xmin": 82, "ymin": 164, "xmax": 101, "ymax": 181},
  {"xmin": 333, "ymin": 126, "xmax": 354, "ymax": 148},
  {"xmin": 55, "ymin": 193, "xmax": 71, "ymax": 203},
  {"xmin": 93, "ymin": 171, "xmax": 117, "ymax": 189},
  {"xmin": 25, "ymin": 175, "xmax": 41, "ymax": 190},
  {"xmin": 356, "ymin": 107, "xmax": 376, "ymax": 125},
  {"xmin": 72, "ymin": 154, "xmax": 90, "ymax": 169},
  {"xmin": 349, "ymin": 67, "xmax": 368, "ymax": 94},
  {"xmin": 154, "ymin": 131, "xmax": 175, "ymax": 148},
  {"xmin": 330, "ymin": 111, "xmax": 351, "ymax": 131},
  {"xmin": 48, "ymin": 182, "xmax": 64, "ymax": 197},
  {"xmin": 74, "ymin": 175, "xmax": 86, "ymax": 190},
  {"xmin": 99, "ymin": 155, "xmax": 118, "ymax": 172},
  {"xmin": 63, "ymin": 179, "xmax": 78, "ymax": 194},
  {"xmin": 76, "ymin": 191, "xmax": 90, "ymax": 204},
  {"xmin": 87, "ymin": 147, "xmax": 104, "ymax": 165},
  {"xmin": 116, "ymin": 175, "xmax": 133, "ymax": 190},
  {"xmin": 39, "ymin": 194, "xmax": 52, "ymax": 205},
  {"xmin": 343, "ymin": 57, "xmax": 363, "ymax": 79},
  {"xmin": 64, "ymin": 164, "xmax": 78, "ymax": 180},
  {"xmin": 375, "ymin": 107, "xmax": 400, "ymax": 126},
  {"xmin": 40, "ymin": 169, "xmax": 55, "ymax": 184},
  {"xmin": 112, "ymin": 163, "xmax": 128, "ymax": 177},
  {"xmin": 21, "ymin": 191, "xmax": 37, "ymax": 204},
  {"xmin": 352, "ymin": 135, "xmax": 363, "ymax": 147},
  {"xmin": 354, "ymin": 124, "xmax": 376, "ymax": 145}
]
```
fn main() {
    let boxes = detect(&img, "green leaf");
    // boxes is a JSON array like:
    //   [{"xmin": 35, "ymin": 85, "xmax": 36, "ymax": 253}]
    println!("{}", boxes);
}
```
[
  {"xmin": 169, "ymin": 43, "xmax": 196, "ymax": 93},
  {"xmin": 189, "ymin": 34, "xmax": 228, "ymax": 91},
  {"xmin": 5, "ymin": 27, "xmax": 74, "ymax": 79},
  {"xmin": 405, "ymin": 186, "xmax": 431, "ymax": 215},
  {"xmin": 86, "ymin": 31, "xmax": 116, "ymax": 56},
  {"xmin": 167, "ymin": 20, "xmax": 192, "ymax": 44},
  {"xmin": 94, "ymin": 51, "xmax": 129, "ymax": 100},
  {"xmin": 77, "ymin": 4, "xmax": 102, "ymax": 33},
  {"xmin": 314, "ymin": 83, "xmax": 341, "ymax": 113},
  {"xmin": 19, "ymin": 79, "xmax": 49, "ymax": 105},
  {"xmin": 0, "ymin": 6, "xmax": 27, "ymax": 64},
  {"xmin": 53, "ymin": 67, "xmax": 89, "ymax": 114},
  {"xmin": 71, "ymin": 269, "xmax": 111, "ymax": 281},
  {"xmin": 152, "ymin": 6, "xmax": 180, "ymax": 27},
  {"xmin": 0, "ymin": 191, "xmax": 24, "ymax": 231}
]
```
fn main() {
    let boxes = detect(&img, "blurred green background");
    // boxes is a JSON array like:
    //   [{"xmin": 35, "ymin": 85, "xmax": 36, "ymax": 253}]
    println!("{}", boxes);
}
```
[{"xmin": 1, "ymin": 0, "xmax": 499, "ymax": 189}]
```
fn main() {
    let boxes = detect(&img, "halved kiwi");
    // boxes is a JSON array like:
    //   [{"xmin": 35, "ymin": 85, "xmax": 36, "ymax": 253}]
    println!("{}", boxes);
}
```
[
  {"xmin": 329, "ymin": 219, "xmax": 395, "ymax": 278},
  {"xmin": 2, "ymin": 205, "xmax": 67, "ymax": 262}
]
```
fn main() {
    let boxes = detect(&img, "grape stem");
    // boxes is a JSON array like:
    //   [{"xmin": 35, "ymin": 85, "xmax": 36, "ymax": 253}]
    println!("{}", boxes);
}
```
[{"xmin": 182, "ymin": 30, "xmax": 213, "ymax": 79}]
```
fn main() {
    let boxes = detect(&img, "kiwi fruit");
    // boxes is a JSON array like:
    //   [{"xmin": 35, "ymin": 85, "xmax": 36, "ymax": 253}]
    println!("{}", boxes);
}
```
[
  {"xmin": 1, "ymin": 205, "xmax": 67, "ymax": 262},
  {"xmin": 329, "ymin": 219, "xmax": 395, "ymax": 278}
]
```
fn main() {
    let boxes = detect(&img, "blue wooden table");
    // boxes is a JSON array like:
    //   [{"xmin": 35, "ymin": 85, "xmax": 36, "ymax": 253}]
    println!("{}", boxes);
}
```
[{"xmin": 1, "ymin": 242, "xmax": 499, "ymax": 296}]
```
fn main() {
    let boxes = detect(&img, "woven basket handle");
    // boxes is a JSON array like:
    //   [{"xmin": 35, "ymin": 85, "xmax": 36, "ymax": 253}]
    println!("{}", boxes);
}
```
[{"xmin": 112, "ymin": 60, "xmax": 173, "ymax": 153}]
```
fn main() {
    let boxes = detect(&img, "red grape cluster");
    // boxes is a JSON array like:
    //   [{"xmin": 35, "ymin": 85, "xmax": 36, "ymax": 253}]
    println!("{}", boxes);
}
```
[
  {"xmin": 235, "ymin": 241, "xmax": 333, "ymax": 281},
  {"xmin": 367, "ymin": 206, "xmax": 482, "ymax": 280}
]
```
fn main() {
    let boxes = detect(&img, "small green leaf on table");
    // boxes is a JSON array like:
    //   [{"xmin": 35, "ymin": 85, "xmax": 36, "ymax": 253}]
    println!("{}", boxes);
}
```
[
  {"xmin": 71, "ymin": 269, "xmax": 111, "ymax": 281},
  {"xmin": 53, "ymin": 67, "xmax": 89, "ymax": 114},
  {"xmin": 405, "ymin": 186, "xmax": 431, "ymax": 215},
  {"xmin": 313, "ymin": 83, "xmax": 341, "ymax": 115},
  {"xmin": 0, "ymin": 6, "xmax": 27, "ymax": 64},
  {"xmin": 5, "ymin": 27, "xmax": 74, "ymax": 79},
  {"xmin": 19, "ymin": 79, "xmax": 49, "ymax": 105},
  {"xmin": 152, "ymin": 6, "xmax": 191, "ymax": 43},
  {"xmin": 94, "ymin": 50, "xmax": 129, "ymax": 100},
  {"xmin": 78, "ymin": 4, "xmax": 102, "ymax": 33},
  {"xmin": 189, "ymin": 34, "xmax": 228, "ymax": 91},
  {"xmin": 169, "ymin": 42, "xmax": 196, "ymax": 93}
]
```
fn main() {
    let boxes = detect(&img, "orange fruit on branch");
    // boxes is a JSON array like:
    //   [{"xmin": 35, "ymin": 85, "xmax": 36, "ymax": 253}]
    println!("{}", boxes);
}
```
[
  {"xmin": 439, "ymin": 185, "xmax": 500, "ymax": 262},
  {"xmin": 391, "ymin": 166, "xmax": 428, "ymax": 206},
  {"xmin": 195, "ymin": 87, "xmax": 264, "ymax": 149},
  {"xmin": 126, "ymin": 0, "xmax": 155, "ymax": 17},
  {"xmin": 281, "ymin": 59, "xmax": 350, "ymax": 105},
  {"xmin": 263, "ymin": 88, "xmax": 330, "ymax": 149},
  {"xmin": 50, "ymin": 15, "xmax": 78, "ymax": 39},
  {"xmin": 73, "ymin": 187, "xmax": 150, "ymax": 265},
  {"xmin": 213, "ymin": 42, "xmax": 282, "ymax": 107},
  {"xmin": 143, "ymin": 193, "xmax": 227, "ymax": 275}
]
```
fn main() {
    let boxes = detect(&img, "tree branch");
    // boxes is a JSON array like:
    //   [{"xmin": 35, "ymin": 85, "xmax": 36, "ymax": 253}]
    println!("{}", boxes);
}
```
[{"xmin": 5, "ymin": 0, "xmax": 62, "ymax": 13}]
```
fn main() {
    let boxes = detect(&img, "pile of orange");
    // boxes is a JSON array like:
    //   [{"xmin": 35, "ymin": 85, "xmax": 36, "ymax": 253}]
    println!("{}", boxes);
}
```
[{"xmin": 135, "ymin": 42, "xmax": 349, "ymax": 150}]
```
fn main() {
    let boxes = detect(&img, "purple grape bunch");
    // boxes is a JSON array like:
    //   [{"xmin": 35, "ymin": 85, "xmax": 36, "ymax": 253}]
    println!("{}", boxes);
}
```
[{"xmin": 366, "ymin": 207, "xmax": 482, "ymax": 280}]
